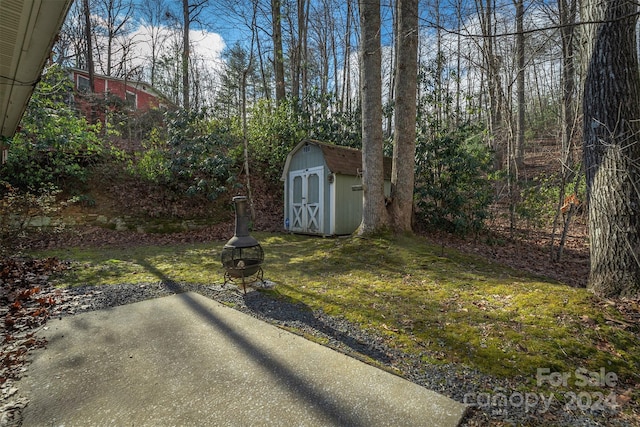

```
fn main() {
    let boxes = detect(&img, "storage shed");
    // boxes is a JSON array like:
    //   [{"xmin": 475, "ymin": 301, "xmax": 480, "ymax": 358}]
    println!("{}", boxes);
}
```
[{"xmin": 281, "ymin": 139, "xmax": 391, "ymax": 236}]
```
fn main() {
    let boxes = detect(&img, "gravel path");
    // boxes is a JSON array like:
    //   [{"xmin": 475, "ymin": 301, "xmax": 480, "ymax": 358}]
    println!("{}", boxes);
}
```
[{"xmin": 26, "ymin": 280, "xmax": 630, "ymax": 427}]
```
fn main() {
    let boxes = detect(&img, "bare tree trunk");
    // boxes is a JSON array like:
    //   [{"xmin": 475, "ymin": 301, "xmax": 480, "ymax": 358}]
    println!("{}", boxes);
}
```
[
  {"xmin": 329, "ymin": 0, "xmax": 339, "ymax": 100},
  {"xmin": 556, "ymin": 168, "xmax": 583, "ymax": 261},
  {"xmin": 192, "ymin": 56, "xmax": 201, "ymax": 109},
  {"xmin": 476, "ymin": 0, "xmax": 504, "ymax": 168},
  {"xmin": 550, "ymin": 0, "xmax": 578, "ymax": 259},
  {"xmin": 389, "ymin": 0, "xmax": 418, "ymax": 233},
  {"xmin": 255, "ymin": 31, "xmax": 270, "ymax": 101},
  {"xmin": 139, "ymin": 0, "xmax": 167, "ymax": 86},
  {"xmin": 272, "ymin": 0, "xmax": 286, "ymax": 105},
  {"xmin": 181, "ymin": 0, "xmax": 192, "ymax": 110},
  {"xmin": 455, "ymin": 0, "xmax": 463, "ymax": 124},
  {"xmin": 434, "ymin": 0, "xmax": 443, "ymax": 125},
  {"xmin": 312, "ymin": 0, "xmax": 331, "ymax": 96},
  {"xmin": 322, "ymin": 27, "xmax": 329, "ymax": 97},
  {"xmin": 96, "ymin": 0, "xmax": 134, "ymax": 77},
  {"xmin": 559, "ymin": 0, "xmax": 577, "ymax": 172},
  {"xmin": 298, "ymin": 0, "xmax": 309, "ymax": 109},
  {"xmin": 357, "ymin": 0, "xmax": 388, "ymax": 235},
  {"xmin": 341, "ymin": 0, "xmax": 353, "ymax": 112},
  {"xmin": 242, "ymin": 69, "xmax": 256, "ymax": 221},
  {"xmin": 583, "ymin": 0, "xmax": 640, "ymax": 297},
  {"xmin": 579, "ymin": 0, "xmax": 605, "ymax": 87},
  {"xmin": 385, "ymin": 1, "xmax": 396, "ymax": 139},
  {"xmin": 514, "ymin": 0, "xmax": 525, "ymax": 171},
  {"xmin": 242, "ymin": 8, "xmax": 258, "ymax": 221},
  {"xmin": 82, "ymin": 0, "xmax": 96, "ymax": 124},
  {"xmin": 106, "ymin": 3, "xmax": 113, "ymax": 75},
  {"xmin": 83, "ymin": 0, "xmax": 95, "ymax": 93},
  {"xmin": 287, "ymin": 7, "xmax": 300, "ymax": 102}
]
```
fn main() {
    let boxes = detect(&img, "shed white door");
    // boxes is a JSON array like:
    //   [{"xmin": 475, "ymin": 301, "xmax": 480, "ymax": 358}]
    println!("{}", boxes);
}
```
[{"xmin": 290, "ymin": 167, "xmax": 323, "ymax": 233}]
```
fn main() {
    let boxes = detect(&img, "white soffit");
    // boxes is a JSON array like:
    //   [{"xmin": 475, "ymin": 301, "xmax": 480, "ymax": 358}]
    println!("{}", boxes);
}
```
[{"xmin": 0, "ymin": 0, "xmax": 73, "ymax": 137}]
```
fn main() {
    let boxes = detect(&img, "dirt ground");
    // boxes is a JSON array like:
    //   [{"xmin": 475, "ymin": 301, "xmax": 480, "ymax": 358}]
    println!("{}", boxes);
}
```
[{"xmin": 25, "ymin": 204, "xmax": 589, "ymax": 291}]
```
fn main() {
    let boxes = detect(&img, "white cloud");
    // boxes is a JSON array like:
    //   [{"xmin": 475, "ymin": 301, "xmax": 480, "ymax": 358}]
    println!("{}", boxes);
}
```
[
  {"xmin": 125, "ymin": 24, "xmax": 226, "ymax": 82},
  {"xmin": 190, "ymin": 29, "xmax": 226, "ymax": 67}
]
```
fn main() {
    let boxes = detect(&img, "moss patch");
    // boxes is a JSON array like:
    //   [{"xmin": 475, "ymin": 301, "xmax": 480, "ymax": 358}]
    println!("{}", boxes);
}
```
[{"xmin": 35, "ymin": 232, "xmax": 640, "ymax": 389}]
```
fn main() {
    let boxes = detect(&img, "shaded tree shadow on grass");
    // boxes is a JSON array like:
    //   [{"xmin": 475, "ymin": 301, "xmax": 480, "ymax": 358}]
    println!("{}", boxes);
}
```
[
  {"xmin": 133, "ymin": 257, "xmax": 187, "ymax": 294},
  {"xmin": 242, "ymin": 290, "xmax": 395, "ymax": 366},
  {"xmin": 132, "ymin": 256, "xmax": 394, "ymax": 366}
]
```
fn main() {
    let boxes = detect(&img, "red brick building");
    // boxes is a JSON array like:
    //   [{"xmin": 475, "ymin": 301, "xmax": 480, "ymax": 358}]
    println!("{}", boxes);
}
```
[{"xmin": 68, "ymin": 68, "xmax": 172, "ymax": 123}]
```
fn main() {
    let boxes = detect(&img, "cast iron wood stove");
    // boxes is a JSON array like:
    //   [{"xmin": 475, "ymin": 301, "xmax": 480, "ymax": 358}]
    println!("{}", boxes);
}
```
[{"xmin": 221, "ymin": 196, "xmax": 264, "ymax": 293}]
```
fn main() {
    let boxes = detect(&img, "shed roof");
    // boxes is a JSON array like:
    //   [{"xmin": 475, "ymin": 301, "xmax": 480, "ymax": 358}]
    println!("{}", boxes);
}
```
[{"xmin": 281, "ymin": 139, "xmax": 392, "ymax": 180}]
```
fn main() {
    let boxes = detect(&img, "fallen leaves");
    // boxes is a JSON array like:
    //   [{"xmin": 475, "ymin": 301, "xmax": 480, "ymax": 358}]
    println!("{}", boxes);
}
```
[
  {"xmin": 607, "ymin": 298, "xmax": 640, "ymax": 332},
  {"xmin": 0, "ymin": 256, "xmax": 69, "ymax": 426}
]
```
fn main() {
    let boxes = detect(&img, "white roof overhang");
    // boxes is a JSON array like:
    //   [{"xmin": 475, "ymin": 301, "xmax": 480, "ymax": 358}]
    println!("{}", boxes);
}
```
[{"xmin": 0, "ymin": 0, "xmax": 73, "ymax": 137}]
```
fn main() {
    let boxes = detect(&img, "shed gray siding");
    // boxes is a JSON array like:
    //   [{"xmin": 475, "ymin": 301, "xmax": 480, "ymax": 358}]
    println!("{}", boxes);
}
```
[
  {"xmin": 288, "ymin": 143, "xmax": 325, "ymax": 171},
  {"xmin": 333, "ymin": 174, "xmax": 363, "ymax": 235},
  {"xmin": 282, "ymin": 140, "xmax": 391, "ymax": 236}
]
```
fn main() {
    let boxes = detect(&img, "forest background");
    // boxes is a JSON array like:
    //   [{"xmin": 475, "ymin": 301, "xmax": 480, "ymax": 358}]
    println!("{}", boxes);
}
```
[{"xmin": 1, "ymin": 0, "xmax": 638, "ymax": 297}]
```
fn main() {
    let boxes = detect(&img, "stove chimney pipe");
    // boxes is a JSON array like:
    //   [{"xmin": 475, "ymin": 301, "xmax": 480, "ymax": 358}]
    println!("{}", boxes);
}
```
[{"xmin": 227, "ymin": 196, "xmax": 259, "ymax": 248}]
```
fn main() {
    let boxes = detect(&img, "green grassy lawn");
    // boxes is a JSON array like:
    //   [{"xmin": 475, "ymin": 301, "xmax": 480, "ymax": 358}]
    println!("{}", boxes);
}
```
[{"xmin": 35, "ymin": 231, "xmax": 640, "ymax": 391}]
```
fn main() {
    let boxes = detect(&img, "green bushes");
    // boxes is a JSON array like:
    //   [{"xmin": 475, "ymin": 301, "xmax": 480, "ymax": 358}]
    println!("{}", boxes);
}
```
[
  {"xmin": 246, "ymin": 93, "xmax": 362, "ymax": 186},
  {"xmin": 167, "ymin": 109, "xmax": 237, "ymax": 200},
  {"xmin": 414, "ymin": 123, "xmax": 494, "ymax": 235},
  {"xmin": 0, "ymin": 65, "xmax": 104, "ymax": 190},
  {"xmin": 127, "ymin": 128, "xmax": 171, "ymax": 183},
  {"xmin": 127, "ymin": 109, "xmax": 238, "ymax": 201},
  {"xmin": 1, "ymin": 66, "xmax": 238, "ymax": 209},
  {"xmin": 246, "ymin": 99, "xmax": 305, "ymax": 185},
  {"xmin": 299, "ymin": 90, "xmax": 362, "ymax": 149}
]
